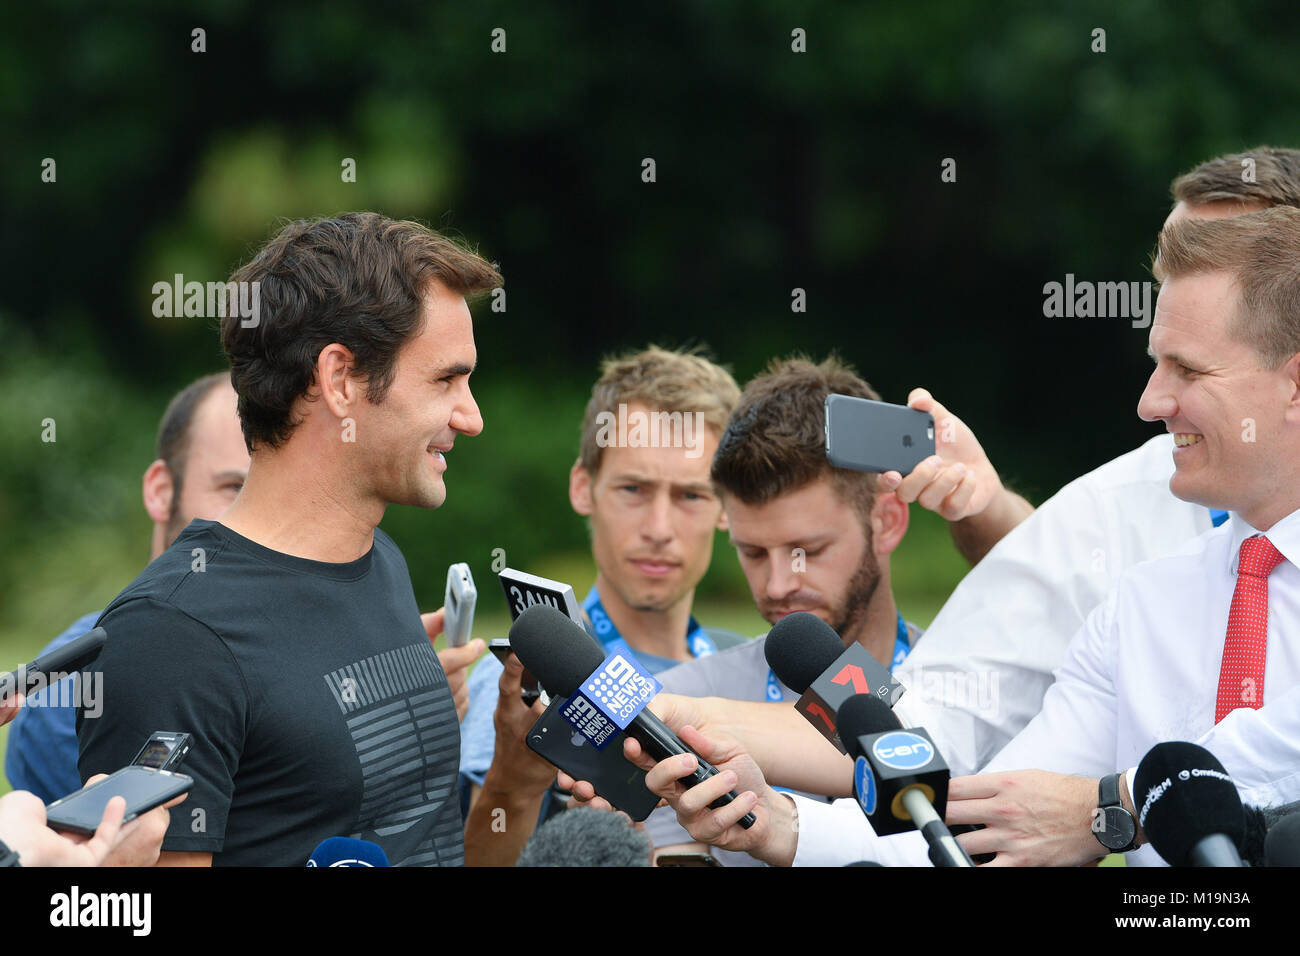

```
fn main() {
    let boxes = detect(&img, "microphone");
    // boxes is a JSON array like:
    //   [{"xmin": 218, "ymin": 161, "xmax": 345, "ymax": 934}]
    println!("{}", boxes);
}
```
[
  {"xmin": 516, "ymin": 807, "xmax": 653, "ymax": 867},
  {"xmin": 763, "ymin": 612, "xmax": 903, "ymax": 753},
  {"xmin": 509, "ymin": 604, "xmax": 756, "ymax": 829},
  {"xmin": 1264, "ymin": 813, "xmax": 1300, "ymax": 867},
  {"xmin": 1133, "ymin": 742, "xmax": 1245, "ymax": 867},
  {"xmin": 838, "ymin": 693, "xmax": 973, "ymax": 868},
  {"xmin": 1, "ymin": 627, "xmax": 108, "ymax": 701},
  {"xmin": 306, "ymin": 837, "xmax": 390, "ymax": 867}
]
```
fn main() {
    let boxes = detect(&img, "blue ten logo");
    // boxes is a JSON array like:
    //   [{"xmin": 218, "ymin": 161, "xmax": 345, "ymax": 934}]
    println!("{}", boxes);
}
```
[
  {"xmin": 871, "ymin": 732, "xmax": 934, "ymax": 771},
  {"xmin": 854, "ymin": 756, "xmax": 877, "ymax": 815}
]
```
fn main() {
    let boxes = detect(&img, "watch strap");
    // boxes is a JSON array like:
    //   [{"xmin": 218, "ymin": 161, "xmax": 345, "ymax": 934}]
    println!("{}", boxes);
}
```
[
  {"xmin": 0, "ymin": 839, "xmax": 21, "ymax": 867},
  {"xmin": 1097, "ymin": 772, "xmax": 1139, "ymax": 853},
  {"xmin": 1099, "ymin": 772, "xmax": 1123, "ymax": 809}
]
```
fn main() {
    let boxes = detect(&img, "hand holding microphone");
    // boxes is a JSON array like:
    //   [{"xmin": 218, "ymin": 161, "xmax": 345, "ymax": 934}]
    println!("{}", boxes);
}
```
[
  {"xmin": 838, "ymin": 694, "xmax": 973, "ymax": 867},
  {"xmin": 764, "ymin": 612, "xmax": 903, "ymax": 753},
  {"xmin": 509, "ymin": 605, "xmax": 756, "ymax": 829}
]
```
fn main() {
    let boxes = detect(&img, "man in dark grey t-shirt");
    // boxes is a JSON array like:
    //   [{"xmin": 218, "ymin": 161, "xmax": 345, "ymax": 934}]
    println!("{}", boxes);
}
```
[
  {"xmin": 78, "ymin": 213, "xmax": 501, "ymax": 866},
  {"xmin": 81, "ymin": 520, "xmax": 464, "ymax": 865}
]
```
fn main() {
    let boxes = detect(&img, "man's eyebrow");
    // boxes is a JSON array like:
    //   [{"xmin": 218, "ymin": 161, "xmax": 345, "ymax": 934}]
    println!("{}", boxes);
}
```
[
  {"xmin": 432, "ymin": 361, "xmax": 475, "ymax": 377},
  {"xmin": 212, "ymin": 470, "xmax": 247, "ymax": 483},
  {"xmin": 674, "ymin": 480, "xmax": 716, "ymax": 494},
  {"xmin": 731, "ymin": 534, "xmax": 832, "ymax": 551},
  {"xmin": 609, "ymin": 474, "xmax": 715, "ymax": 494},
  {"xmin": 1148, "ymin": 346, "xmax": 1201, "ymax": 369}
]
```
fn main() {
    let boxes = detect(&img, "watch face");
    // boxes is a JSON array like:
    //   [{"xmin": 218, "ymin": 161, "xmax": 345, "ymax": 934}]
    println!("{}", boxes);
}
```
[{"xmin": 1098, "ymin": 805, "xmax": 1137, "ymax": 850}]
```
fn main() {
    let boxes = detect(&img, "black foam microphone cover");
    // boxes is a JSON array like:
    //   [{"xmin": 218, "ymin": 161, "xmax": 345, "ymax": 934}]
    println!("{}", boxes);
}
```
[
  {"xmin": 1133, "ymin": 742, "xmax": 1244, "ymax": 866},
  {"xmin": 517, "ymin": 807, "xmax": 653, "ymax": 867},
  {"xmin": 1265, "ymin": 812, "xmax": 1300, "ymax": 867},
  {"xmin": 508, "ymin": 600, "xmax": 758, "ymax": 830},
  {"xmin": 508, "ymin": 604, "xmax": 606, "ymax": 696},
  {"xmin": 763, "ymin": 612, "xmax": 845, "ymax": 693},
  {"xmin": 837, "ymin": 693, "xmax": 903, "ymax": 756}
]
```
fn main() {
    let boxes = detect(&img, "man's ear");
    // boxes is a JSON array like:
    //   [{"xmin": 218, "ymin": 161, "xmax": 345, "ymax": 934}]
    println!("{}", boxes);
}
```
[
  {"xmin": 316, "ymin": 343, "xmax": 361, "ymax": 420},
  {"xmin": 143, "ymin": 459, "xmax": 174, "ymax": 524},
  {"xmin": 870, "ymin": 490, "xmax": 909, "ymax": 557},
  {"xmin": 1283, "ymin": 352, "xmax": 1300, "ymax": 427},
  {"xmin": 716, "ymin": 494, "xmax": 730, "ymax": 532},
  {"xmin": 570, "ymin": 459, "xmax": 594, "ymax": 516}
]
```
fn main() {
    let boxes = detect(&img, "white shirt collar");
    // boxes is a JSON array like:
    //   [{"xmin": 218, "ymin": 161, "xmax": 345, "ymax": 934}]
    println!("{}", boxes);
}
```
[{"xmin": 1227, "ymin": 507, "xmax": 1300, "ymax": 575}]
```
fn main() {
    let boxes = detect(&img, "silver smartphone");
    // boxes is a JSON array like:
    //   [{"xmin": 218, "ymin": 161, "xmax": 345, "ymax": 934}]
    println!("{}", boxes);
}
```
[
  {"xmin": 825, "ymin": 394, "xmax": 935, "ymax": 475},
  {"xmin": 444, "ymin": 563, "xmax": 477, "ymax": 648}
]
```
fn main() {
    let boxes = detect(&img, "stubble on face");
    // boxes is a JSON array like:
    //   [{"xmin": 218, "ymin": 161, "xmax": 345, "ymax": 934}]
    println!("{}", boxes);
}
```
[
  {"xmin": 753, "ymin": 516, "xmax": 882, "ymax": 640},
  {"xmin": 825, "ymin": 526, "xmax": 882, "ymax": 639}
]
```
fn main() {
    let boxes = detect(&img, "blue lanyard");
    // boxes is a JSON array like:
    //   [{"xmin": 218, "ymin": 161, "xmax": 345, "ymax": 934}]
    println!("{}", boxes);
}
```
[
  {"xmin": 764, "ymin": 611, "xmax": 910, "ymax": 701},
  {"xmin": 582, "ymin": 587, "xmax": 717, "ymax": 663},
  {"xmin": 1210, "ymin": 509, "xmax": 1229, "ymax": 528}
]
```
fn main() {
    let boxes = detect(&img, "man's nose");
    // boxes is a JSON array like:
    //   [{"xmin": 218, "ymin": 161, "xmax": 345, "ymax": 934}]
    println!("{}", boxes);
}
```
[
  {"xmin": 1137, "ymin": 368, "xmax": 1176, "ymax": 423},
  {"xmin": 765, "ymin": 552, "xmax": 801, "ymax": 601},
  {"xmin": 453, "ymin": 386, "xmax": 484, "ymax": 437},
  {"xmin": 641, "ymin": 491, "xmax": 673, "ymax": 544}
]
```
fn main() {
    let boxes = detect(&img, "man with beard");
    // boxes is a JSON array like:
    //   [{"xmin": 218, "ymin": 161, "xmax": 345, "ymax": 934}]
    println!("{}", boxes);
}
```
[{"xmin": 645, "ymin": 354, "xmax": 1016, "ymax": 862}]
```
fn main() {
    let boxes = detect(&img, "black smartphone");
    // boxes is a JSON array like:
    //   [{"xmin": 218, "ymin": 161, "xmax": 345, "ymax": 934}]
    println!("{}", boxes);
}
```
[
  {"xmin": 657, "ymin": 851, "xmax": 721, "ymax": 867},
  {"xmin": 130, "ymin": 731, "xmax": 192, "ymax": 773},
  {"xmin": 825, "ymin": 394, "xmax": 936, "ymax": 475},
  {"xmin": 526, "ymin": 698, "xmax": 660, "ymax": 822},
  {"xmin": 44, "ymin": 765, "xmax": 193, "ymax": 836}
]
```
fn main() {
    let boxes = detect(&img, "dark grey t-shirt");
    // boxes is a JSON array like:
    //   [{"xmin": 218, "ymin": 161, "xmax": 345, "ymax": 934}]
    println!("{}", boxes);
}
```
[{"xmin": 77, "ymin": 519, "xmax": 463, "ymax": 867}]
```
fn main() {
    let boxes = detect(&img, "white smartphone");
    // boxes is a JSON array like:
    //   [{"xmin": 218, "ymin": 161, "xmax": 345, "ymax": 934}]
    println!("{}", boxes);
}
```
[{"xmin": 444, "ymin": 563, "xmax": 476, "ymax": 648}]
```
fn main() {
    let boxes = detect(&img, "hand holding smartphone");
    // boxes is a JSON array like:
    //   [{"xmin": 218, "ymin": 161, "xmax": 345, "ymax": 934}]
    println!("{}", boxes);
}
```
[
  {"xmin": 825, "ymin": 394, "xmax": 935, "ymax": 475},
  {"xmin": 44, "ymin": 729, "xmax": 194, "ymax": 835},
  {"xmin": 44, "ymin": 766, "xmax": 192, "ymax": 836}
]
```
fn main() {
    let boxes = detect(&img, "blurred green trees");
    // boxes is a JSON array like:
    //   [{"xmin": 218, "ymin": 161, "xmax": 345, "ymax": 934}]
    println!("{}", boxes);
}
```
[{"xmin": 3, "ymin": 0, "xmax": 1299, "ymax": 664}]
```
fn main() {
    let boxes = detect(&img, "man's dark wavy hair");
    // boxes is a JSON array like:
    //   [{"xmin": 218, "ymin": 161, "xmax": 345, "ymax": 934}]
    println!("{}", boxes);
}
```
[{"xmin": 221, "ymin": 212, "xmax": 501, "ymax": 451}]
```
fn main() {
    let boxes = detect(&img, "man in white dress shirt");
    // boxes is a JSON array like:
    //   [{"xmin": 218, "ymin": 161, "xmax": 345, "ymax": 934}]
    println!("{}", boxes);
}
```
[
  {"xmin": 885, "ymin": 147, "xmax": 1299, "ymax": 778},
  {"xmin": 938, "ymin": 205, "xmax": 1300, "ymax": 864},
  {"xmin": 622, "ymin": 204, "xmax": 1300, "ymax": 868}
]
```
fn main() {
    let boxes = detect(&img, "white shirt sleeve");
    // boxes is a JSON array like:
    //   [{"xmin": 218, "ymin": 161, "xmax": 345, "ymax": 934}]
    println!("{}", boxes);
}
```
[
  {"xmin": 892, "ymin": 436, "xmax": 1205, "ymax": 778},
  {"xmin": 789, "ymin": 794, "xmax": 931, "ymax": 867},
  {"xmin": 980, "ymin": 588, "xmax": 1120, "ymax": 778},
  {"xmin": 891, "ymin": 476, "xmax": 1113, "ymax": 776},
  {"xmin": 1195, "ymin": 685, "xmax": 1300, "ymax": 809}
]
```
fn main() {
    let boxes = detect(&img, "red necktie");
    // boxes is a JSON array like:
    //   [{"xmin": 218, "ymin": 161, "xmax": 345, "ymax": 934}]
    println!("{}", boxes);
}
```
[{"xmin": 1215, "ymin": 535, "xmax": 1286, "ymax": 723}]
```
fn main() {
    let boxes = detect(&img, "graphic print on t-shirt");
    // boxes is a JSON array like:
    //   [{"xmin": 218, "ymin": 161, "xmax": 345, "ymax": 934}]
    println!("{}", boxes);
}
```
[{"xmin": 323, "ymin": 642, "xmax": 461, "ymax": 866}]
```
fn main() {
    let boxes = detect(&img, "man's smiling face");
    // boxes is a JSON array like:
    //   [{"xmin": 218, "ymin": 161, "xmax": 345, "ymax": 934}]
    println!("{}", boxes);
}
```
[
  {"xmin": 1137, "ymin": 270, "xmax": 1292, "ymax": 523},
  {"xmin": 353, "ymin": 280, "xmax": 483, "ymax": 510}
]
